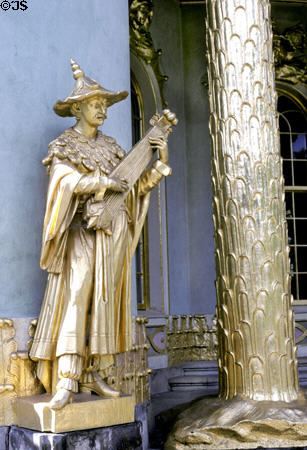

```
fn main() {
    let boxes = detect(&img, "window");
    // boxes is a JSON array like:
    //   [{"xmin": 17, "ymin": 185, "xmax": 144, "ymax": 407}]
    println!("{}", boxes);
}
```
[
  {"xmin": 278, "ymin": 89, "xmax": 307, "ymax": 304},
  {"xmin": 131, "ymin": 76, "xmax": 150, "ymax": 310}
]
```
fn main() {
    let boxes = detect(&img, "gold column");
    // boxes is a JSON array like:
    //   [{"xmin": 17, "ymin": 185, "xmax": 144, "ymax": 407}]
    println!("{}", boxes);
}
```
[
  {"xmin": 207, "ymin": 0, "xmax": 298, "ymax": 402},
  {"xmin": 166, "ymin": 1, "xmax": 307, "ymax": 448}
]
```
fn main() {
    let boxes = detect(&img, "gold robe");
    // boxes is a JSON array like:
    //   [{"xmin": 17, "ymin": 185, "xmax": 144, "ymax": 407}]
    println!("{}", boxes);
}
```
[{"xmin": 30, "ymin": 128, "xmax": 168, "ymax": 376}]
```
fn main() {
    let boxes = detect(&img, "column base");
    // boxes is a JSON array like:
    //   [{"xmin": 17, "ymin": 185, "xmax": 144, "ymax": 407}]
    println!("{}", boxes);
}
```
[
  {"xmin": 165, "ymin": 394, "xmax": 307, "ymax": 449},
  {"xmin": 15, "ymin": 393, "xmax": 135, "ymax": 433}
]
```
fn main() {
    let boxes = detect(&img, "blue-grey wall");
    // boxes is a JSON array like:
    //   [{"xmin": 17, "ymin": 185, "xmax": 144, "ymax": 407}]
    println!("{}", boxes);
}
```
[
  {"xmin": 151, "ymin": 0, "xmax": 192, "ymax": 315},
  {"xmin": 151, "ymin": 1, "xmax": 216, "ymax": 315},
  {"xmin": 0, "ymin": 0, "xmax": 131, "ymax": 317},
  {"xmin": 181, "ymin": 5, "xmax": 216, "ymax": 314}
]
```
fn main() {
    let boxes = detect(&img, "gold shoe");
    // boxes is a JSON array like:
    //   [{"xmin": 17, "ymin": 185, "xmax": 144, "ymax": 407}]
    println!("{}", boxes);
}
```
[
  {"xmin": 49, "ymin": 388, "xmax": 74, "ymax": 410},
  {"xmin": 80, "ymin": 373, "xmax": 120, "ymax": 398}
]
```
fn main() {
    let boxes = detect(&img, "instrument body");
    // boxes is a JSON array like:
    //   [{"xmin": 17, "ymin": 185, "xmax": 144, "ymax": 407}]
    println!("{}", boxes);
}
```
[{"xmin": 85, "ymin": 110, "xmax": 178, "ymax": 230}]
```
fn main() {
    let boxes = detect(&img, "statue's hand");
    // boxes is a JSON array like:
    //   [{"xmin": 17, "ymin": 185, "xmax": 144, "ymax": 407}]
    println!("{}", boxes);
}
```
[
  {"xmin": 149, "ymin": 136, "xmax": 168, "ymax": 164},
  {"xmin": 100, "ymin": 176, "xmax": 128, "ymax": 192}
]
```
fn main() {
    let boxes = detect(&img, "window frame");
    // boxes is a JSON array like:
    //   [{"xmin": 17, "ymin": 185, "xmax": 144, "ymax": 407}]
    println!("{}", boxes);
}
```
[{"xmin": 277, "ymin": 82, "xmax": 307, "ymax": 305}]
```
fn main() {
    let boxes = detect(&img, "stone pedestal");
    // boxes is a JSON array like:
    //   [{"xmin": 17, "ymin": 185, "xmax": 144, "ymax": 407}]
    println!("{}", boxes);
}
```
[
  {"xmin": 8, "ymin": 422, "xmax": 142, "ymax": 450},
  {"xmin": 15, "ymin": 393, "xmax": 135, "ymax": 433},
  {"xmin": 0, "ymin": 426, "xmax": 9, "ymax": 449}
]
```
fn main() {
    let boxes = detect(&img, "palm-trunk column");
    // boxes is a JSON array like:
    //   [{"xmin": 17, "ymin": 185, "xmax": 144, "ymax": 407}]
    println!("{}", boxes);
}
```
[
  {"xmin": 206, "ymin": 0, "xmax": 299, "ymax": 402},
  {"xmin": 166, "ymin": 2, "xmax": 307, "ymax": 448}
]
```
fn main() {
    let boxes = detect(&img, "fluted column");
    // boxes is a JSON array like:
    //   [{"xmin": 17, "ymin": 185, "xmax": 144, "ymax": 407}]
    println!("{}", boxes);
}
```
[{"xmin": 207, "ymin": 0, "xmax": 299, "ymax": 401}]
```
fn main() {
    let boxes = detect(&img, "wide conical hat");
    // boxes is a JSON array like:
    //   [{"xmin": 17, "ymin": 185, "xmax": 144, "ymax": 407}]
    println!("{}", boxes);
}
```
[{"xmin": 53, "ymin": 60, "xmax": 128, "ymax": 117}]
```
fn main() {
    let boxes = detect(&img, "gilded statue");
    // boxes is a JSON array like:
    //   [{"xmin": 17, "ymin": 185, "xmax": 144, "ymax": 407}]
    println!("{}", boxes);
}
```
[
  {"xmin": 129, "ymin": 0, "xmax": 155, "ymax": 64},
  {"xmin": 129, "ymin": 0, "xmax": 168, "ymax": 108},
  {"xmin": 29, "ymin": 60, "xmax": 173, "ymax": 410},
  {"xmin": 273, "ymin": 21, "xmax": 307, "ymax": 85}
]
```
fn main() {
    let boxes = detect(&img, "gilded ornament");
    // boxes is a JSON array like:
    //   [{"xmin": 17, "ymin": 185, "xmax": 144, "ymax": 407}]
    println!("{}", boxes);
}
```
[
  {"xmin": 273, "ymin": 21, "xmax": 307, "ymax": 85},
  {"xmin": 0, "ymin": 319, "xmax": 17, "ymax": 426},
  {"xmin": 167, "ymin": 315, "xmax": 218, "ymax": 366},
  {"xmin": 129, "ymin": 0, "xmax": 169, "ymax": 107}
]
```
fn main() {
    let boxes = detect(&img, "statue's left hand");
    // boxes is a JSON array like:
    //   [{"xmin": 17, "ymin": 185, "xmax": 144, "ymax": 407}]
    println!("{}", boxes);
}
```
[{"xmin": 149, "ymin": 136, "xmax": 168, "ymax": 164}]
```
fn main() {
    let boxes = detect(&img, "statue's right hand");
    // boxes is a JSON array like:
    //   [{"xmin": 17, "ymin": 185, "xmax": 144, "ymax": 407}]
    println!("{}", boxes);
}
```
[{"xmin": 100, "ymin": 176, "xmax": 129, "ymax": 193}]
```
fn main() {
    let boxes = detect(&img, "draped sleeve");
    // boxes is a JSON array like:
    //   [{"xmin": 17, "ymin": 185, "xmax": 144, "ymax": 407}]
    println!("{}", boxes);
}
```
[{"xmin": 40, "ymin": 159, "xmax": 84, "ymax": 273}]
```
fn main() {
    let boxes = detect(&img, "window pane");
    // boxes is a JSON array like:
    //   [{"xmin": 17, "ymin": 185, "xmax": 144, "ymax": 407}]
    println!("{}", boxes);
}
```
[
  {"xmin": 294, "ymin": 193, "xmax": 307, "ymax": 217},
  {"xmin": 285, "ymin": 192, "xmax": 293, "ymax": 217},
  {"xmin": 279, "ymin": 114, "xmax": 291, "ymax": 133},
  {"xmin": 283, "ymin": 160, "xmax": 293, "ymax": 185},
  {"xmin": 295, "ymin": 220, "xmax": 307, "ymax": 245},
  {"xmin": 287, "ymin": 219, "xmax": 294, "ymax": 244},
  {"xmin": 278, "ymin": 91, "xmax": 307, "ymax": 304},
  {"xmin": 299, "ymin": 275, "xmax": 307, "ymax": 300},
  {"xmin": 280, "ymin": 133, "xmax": 291, "ymax": 159},
  {"xmin": 297, "ymin": 247, "xmax": 307, "ymax": 272},
  {"xmin": 291, "ymin": 275, "xmax": 297, "ymax": 299},
  {"xmin": 292, "ymin": 134, "xmax": 307, "ymax": 159},
  {"xmin": 283, "ymin": 111, "xmax": 306, "ymax": 133},
  {"xmin": 289, "ymin": 246, "xmax": 297, "ymax": 272},
  {"xmin": 293, "ymin": 160, "xmax": 307, "ymax": 185}
]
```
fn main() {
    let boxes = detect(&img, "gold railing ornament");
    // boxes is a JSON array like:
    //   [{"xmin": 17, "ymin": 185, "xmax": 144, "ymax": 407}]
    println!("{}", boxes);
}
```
[
  {"xmin": 167, "ymin": 315, "xmax": 218, "ymax": 366},
  {"xmin": 0, "ymin": 319, "xmax": 17, "ymax": 426},
  {"xmin": 0, "ymin": 319, "xmax": 43, "ymax": 426}
]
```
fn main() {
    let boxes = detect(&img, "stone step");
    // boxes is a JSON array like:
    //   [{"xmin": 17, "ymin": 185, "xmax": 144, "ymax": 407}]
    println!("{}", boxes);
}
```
[
  {"xmin": 181, "ymin": 360, "xmax": 218, "ymax": 377},
  {"xmin": 170, "ymin": 357, "xmax": 307, "ymax": 390},
  {"xmin": 169, "ymin": 374, "xmax": 218, "ymax": 391},
  {"xmin": 298, "ymin": 357, "xmax": 307, "ymax": 387}
]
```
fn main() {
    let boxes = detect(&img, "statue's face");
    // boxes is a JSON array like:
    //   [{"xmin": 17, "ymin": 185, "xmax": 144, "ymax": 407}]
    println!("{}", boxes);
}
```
[
  {"xmin": 130, "ymin": 0, "xmax": 153, "ymax": 29},
  {"xmin": 79, "ymin": 97, "xmax": 107, "ymax": 127},
  {"xmin": 136, "ymin": 5, "xmax": 153, "ymax": 28}
]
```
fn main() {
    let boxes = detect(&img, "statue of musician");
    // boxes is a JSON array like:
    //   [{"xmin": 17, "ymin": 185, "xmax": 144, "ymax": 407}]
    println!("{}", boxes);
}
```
[{"xmin": 30, "ymin": 60, "xmax": 172, "ymax": 410}]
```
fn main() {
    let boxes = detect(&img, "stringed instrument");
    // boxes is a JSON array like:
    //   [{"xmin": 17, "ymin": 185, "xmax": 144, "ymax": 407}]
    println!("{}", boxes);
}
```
[{"xmin": 85, "ymin": 109, "xmax": 178, "ymax": 230}]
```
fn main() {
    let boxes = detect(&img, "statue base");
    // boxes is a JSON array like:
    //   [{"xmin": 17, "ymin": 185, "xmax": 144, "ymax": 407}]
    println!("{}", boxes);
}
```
[
  {"xmin": 165, "ymin": 395, "xmax": 307, "ymax": 449},
  {"xmin": 15, "ymin": 393, "xmax": 135, "ymax": 433},
  {"xmin": 3, "ymin": 422, "xmax": 143, "ymax": 449}
]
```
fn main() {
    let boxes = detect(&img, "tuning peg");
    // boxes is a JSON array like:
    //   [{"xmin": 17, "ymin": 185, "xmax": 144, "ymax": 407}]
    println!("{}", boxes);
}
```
[
  {"xmin": 163, "ymin": 109, "xmax": 178, "ymax": 126},
  {"xmin": 149, "ymin": 113, "xmax": 160, "ymax": 127}
]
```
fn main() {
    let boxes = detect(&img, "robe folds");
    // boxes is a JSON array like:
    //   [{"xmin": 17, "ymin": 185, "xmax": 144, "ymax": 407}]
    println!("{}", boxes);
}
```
[{"xmin": 30, "ymin": 129, "xmax": 167, "ymax": 384}]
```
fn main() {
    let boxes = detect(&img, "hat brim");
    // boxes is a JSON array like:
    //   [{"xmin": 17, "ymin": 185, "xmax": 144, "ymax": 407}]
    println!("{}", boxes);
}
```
[{"xmin": 53, "ymin": 89, "xmax": 129, "ymax": 117}]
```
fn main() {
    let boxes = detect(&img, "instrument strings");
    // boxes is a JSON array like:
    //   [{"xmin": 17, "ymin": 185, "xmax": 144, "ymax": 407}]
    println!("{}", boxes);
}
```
[{"xmin": 101, "ymin": 120, "xmax": 169, "ymax": 220}]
